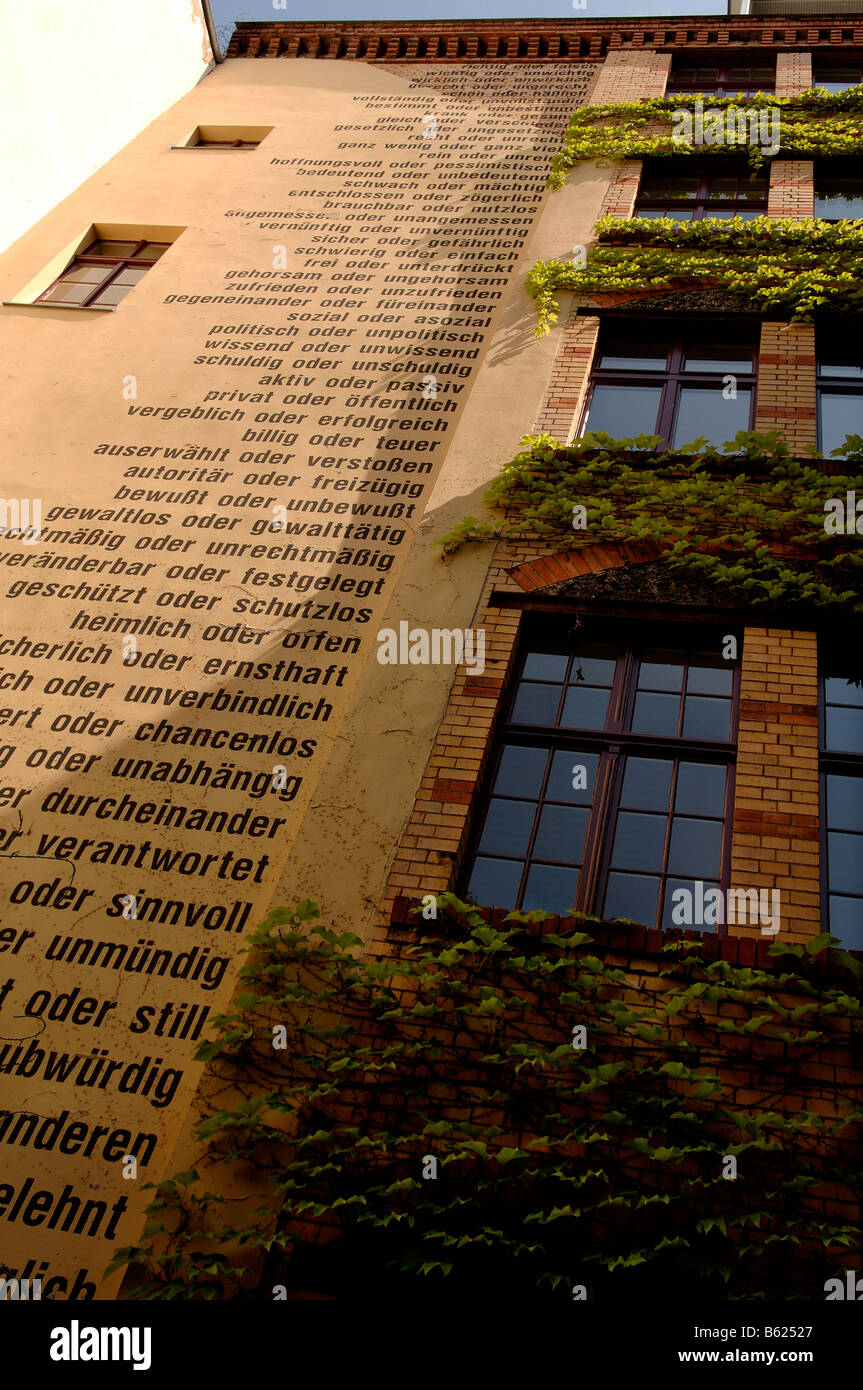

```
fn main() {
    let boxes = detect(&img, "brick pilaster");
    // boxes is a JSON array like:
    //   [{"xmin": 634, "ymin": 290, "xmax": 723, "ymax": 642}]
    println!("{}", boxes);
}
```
[
  {"xmin": 729, "ymin": 628, "xmax": 821, "ymax": 942},
  {"xmin": 768, "ymin": 159, "xmax": 815, "ymax": 220},
  {"xmin": 599, "ymin": 159, "xmax": 642, "ymax": 218},
  {"xmin": 754, "ymin": 321, "xmax": 817, "ymax": 454},
  {"xmin": 775, "ymin": 50, "xmax": 813, "ymax": 98},
  {"xmin": 370, "ymin": 597, "xmax": 522, "ymax": 942},
  {"xmin": 589, "ymin": 49, "xmax": 670, "ymax": 103},
  {"xmin": 532, "ymin": 312, "xmax": 599, "ymax": 443}
]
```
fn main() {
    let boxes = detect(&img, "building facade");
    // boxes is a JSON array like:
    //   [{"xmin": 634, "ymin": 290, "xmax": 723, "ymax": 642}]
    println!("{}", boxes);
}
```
[{"xmin": 0, "ymin": 16, "xmax": 860, "ymax": 1302}]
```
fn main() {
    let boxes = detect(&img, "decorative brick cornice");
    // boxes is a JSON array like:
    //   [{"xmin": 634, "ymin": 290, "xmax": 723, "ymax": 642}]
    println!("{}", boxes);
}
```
[{"xmin": 226, "ymin": 17, "xmax": 863, "ymax": 63}]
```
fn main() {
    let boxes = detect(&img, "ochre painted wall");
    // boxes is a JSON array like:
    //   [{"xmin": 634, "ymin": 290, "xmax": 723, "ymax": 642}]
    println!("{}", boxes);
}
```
[{"xmin": 0, "ymin": 53, "xmax": 603, "ymax": 1297}]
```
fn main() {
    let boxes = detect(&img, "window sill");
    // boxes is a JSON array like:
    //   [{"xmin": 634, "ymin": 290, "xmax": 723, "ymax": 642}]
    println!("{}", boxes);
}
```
[{"xmin": 2, "ymin": 300, "xmax": 115, "ymax": 312}]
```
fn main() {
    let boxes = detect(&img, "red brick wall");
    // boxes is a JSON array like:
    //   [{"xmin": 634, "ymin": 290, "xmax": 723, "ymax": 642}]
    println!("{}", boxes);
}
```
[{"xmin": 371, "ymin": 298, "xmax": 827, "ymax": 946}]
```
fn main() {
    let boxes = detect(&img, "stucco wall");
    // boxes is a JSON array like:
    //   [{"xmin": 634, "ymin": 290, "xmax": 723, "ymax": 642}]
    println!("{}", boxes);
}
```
[{"xmin": 0, "ymin": 50, "xmax": 603, "ymax": 1297}]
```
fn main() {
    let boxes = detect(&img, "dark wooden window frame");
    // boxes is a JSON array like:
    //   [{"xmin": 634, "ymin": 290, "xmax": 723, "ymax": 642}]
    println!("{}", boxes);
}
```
[
  {"xmin": 666, "ymin": 57, "xmax": 776, "ymax": 96},
  {"xmin": 36, "ymin": 238, "xmax": 169, "ymax": 309},
  {"xmin": 812, "ymin": 59, "xmax": 863, "ymax": 93},
  {"xmin": 635, "ymin": 160, "xmax": 769, "ymax": 222},
  {"xmin": 462, "ymin": 617, "xmax": 740, "ymax": 932},
  {"xmin": 578, "ymin": 317, "xmax": 759, "ymax": 448}
]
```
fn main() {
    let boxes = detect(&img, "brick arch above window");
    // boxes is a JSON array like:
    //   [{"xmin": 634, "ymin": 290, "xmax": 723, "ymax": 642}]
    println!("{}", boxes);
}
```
[
  {"xmin": 505, "ymin": 536, "xmax": 805, "ymax": 596},
  {"xmin": 506, "ymin": 541, "xmax": 662, "ymax": 592}
]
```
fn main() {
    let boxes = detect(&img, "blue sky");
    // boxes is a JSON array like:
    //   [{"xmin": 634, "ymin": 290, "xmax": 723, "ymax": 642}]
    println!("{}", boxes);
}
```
[{"xmin": 210, "ymin": 2, "xmax": 725, "ymax": 40}]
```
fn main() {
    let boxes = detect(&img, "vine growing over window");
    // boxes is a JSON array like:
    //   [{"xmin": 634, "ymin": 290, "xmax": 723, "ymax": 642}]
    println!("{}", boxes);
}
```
[
  {"xmin": 437, "ymin": 431, "xmax": 863, "ymax": 613},
  {"xmin": 528, "ymin": 219, "xmax": 863, "ymax": 335},
  {"xmin": 549, "ymin": 89, "xmax": 863, "ymax": 186}
]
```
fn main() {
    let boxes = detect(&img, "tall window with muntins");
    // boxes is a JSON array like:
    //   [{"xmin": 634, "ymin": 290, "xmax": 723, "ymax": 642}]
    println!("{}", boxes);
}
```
[
  {"xmin": 464, "ymin": 620, "xmax": 739, "ymax": 930},
  {"xmin": 820, "ymin": 652, "xmax": 863, "ymax": 950},
  {"xmin": 814, "ymin": 160, "xmax": 863, "ymax": 221},
  {"xmin": 578, "ymin": 319, "xmax": 757, "ymax": 449},
  {"xmin": 635, "ymin": 160, "xmax": 768, "ymax": 222},
  {"xmin": 666, "ymin": 58, "xmax": 775, "ymax": 96},
  {"xmin": 817, "ymin": 327, "xmax": 863, "ymax": 457},
  {"xmin": 812, "ymin": 60, "xmax": 863, "ymax": 94},
  {"xmin": 36, "ymin": 238, "xmax": 170, "ymax": 308}
]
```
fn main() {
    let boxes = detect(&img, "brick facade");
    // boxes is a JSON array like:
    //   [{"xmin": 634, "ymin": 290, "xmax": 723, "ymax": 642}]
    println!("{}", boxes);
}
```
[
  {"xmin": 220, "ymin": 14, "xmax": 862, "ymax": 1305},
  {"xmin": 598, "ymin": 160, "xmax": 643, "ymax": 220},
  {"xmin": 371, "ymin": 592, "xmax": 522, "ymax": 948},
  {"xmin": 359, "ymin": 24, "xmax": 842, "ymax": 952}
]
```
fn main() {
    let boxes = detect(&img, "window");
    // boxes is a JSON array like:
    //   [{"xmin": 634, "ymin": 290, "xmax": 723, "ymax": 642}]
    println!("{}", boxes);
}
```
[
  {"xmin": 814, "ymin": 160, "xmax": 863, "ymax": 221},
  {"xmin": 812, "ymin": 61, "xmax": 863, "ymax": 94},
  {"xmin": 578, "ymin": 320, "xmax": 757, "ymax": 449},
  {"xmin": 635, "ymin": 160, "xmax": 768, "ymax": 223},
  {"xmin": 820, "ymin": 652, "xmax": 863, "ymax": 949},
  {"xmin": 176, "ymin": 125, "xmax": 272, "ymax": 150},
  {"xmin": 817, "ymin": 327, "xmax": 863, "ymax": 457},
  {"xmin": 667, "ymin": 58, "xmax": 775, "ymax": 96},
  {"xmin": 35, "ymin": 237, "xmax": 169, "ymax": 309},
  {"xmin": 464, "ymin": 620, "xmax": 739, "ymax": 929}
]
